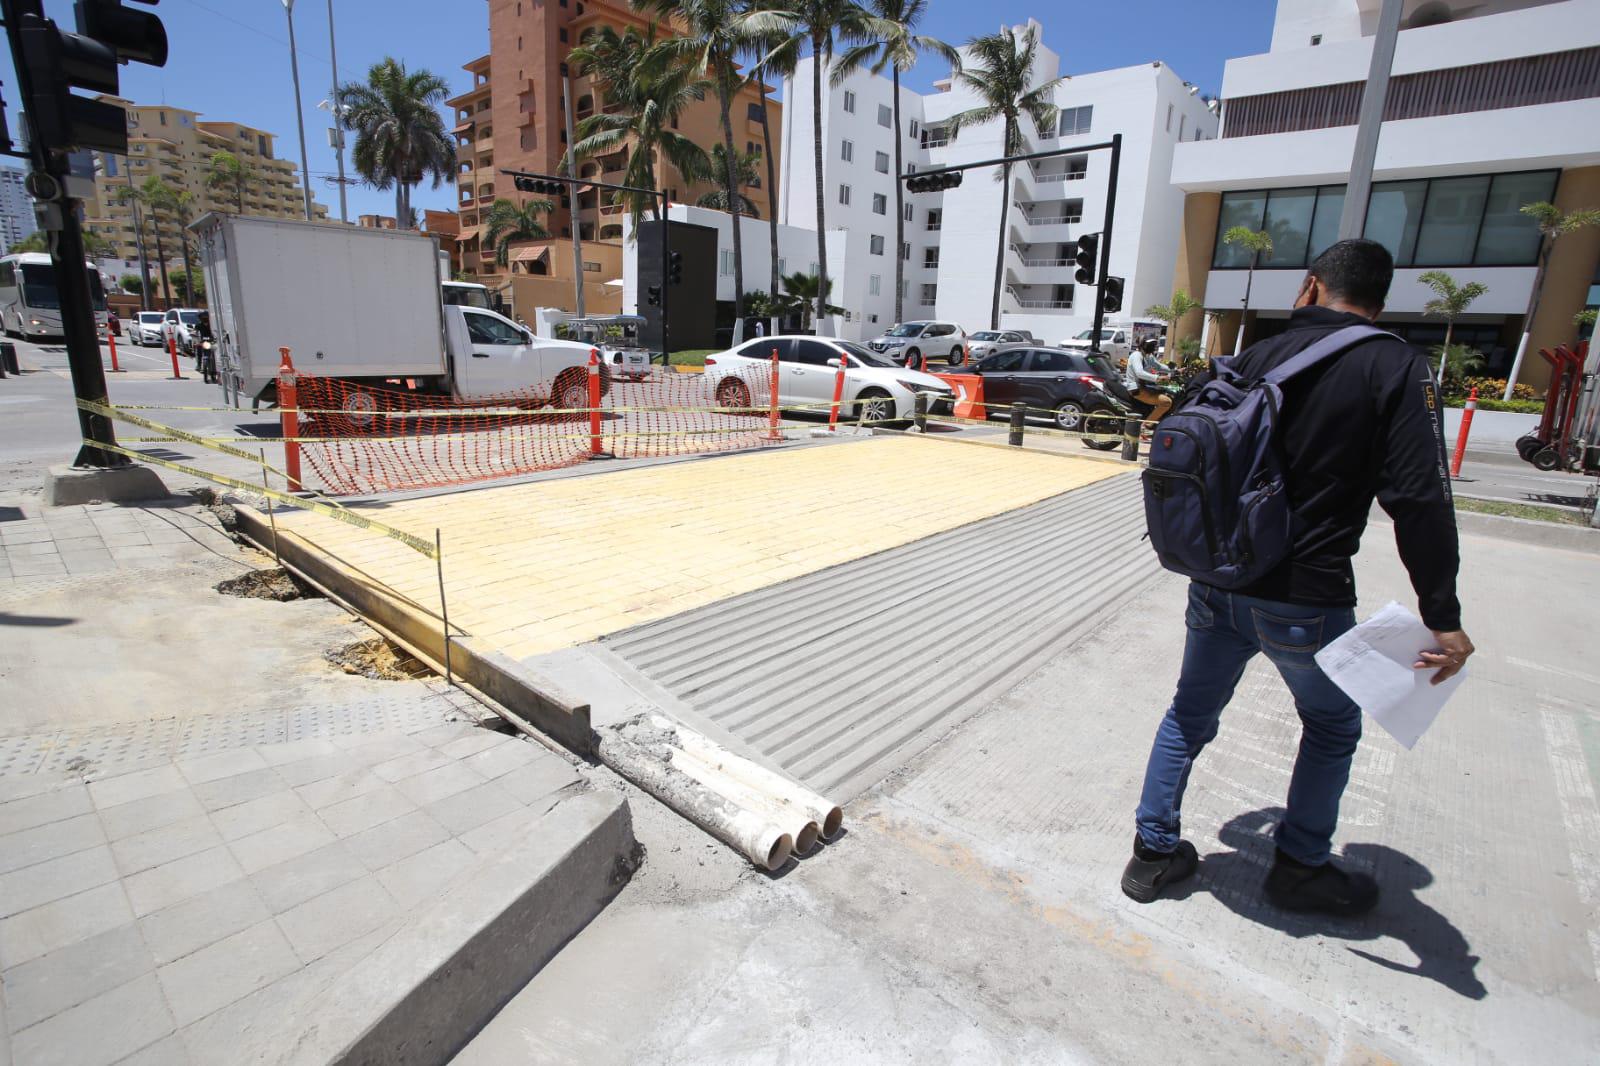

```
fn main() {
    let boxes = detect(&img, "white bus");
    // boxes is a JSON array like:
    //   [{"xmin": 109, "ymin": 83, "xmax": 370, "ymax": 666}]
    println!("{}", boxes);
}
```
[{"xmin": 0, "ymin": 252, "xmax": 109, "ymax": 341}]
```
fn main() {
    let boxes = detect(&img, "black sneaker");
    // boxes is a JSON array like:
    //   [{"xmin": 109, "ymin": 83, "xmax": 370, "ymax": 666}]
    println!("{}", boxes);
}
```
[
  {"xmin": 1120, "ymin": 836, "xmax": 1198, "ymax": 903},
  {"xmin": 1264, "ymin": 849, "xmax": 1379, "ymax": 916}
]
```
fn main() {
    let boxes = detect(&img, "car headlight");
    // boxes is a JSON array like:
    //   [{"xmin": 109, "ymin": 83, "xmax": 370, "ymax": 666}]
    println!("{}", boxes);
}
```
[{"xmin": 895, "ymin": 379, "xmax": 951, "ymax": 395}]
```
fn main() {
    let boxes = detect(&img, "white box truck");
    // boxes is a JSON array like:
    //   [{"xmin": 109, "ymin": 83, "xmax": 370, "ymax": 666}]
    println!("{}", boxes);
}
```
[{"xmin": 193, "ymin": 213, "xmax": 599, "ymax": 411}]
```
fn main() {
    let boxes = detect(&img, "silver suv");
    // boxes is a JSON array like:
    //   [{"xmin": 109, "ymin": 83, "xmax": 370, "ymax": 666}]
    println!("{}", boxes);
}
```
[{"xmin": 866, "ymin": 320, "xmax": 968, "ymax": 365}]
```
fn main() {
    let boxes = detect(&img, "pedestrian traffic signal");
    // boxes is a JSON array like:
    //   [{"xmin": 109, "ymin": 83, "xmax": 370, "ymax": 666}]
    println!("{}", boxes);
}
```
[
  {"xmin": 1074, "ymin": 233, "xmax": 1100, "ymax": 286},
  {"xmin": 16, "ymin": 0, "xmax": 168, "ymax": 155},
  {"xmin": 646, "ymin": 284, "xmax": 662, "ymax": 307},
  {"xmin": 1101, "ymin": 275, "xmax": 1124, "ymax": 314},
  {"xmin": 905, "ymin": 170, "xmax": 962, "ymax": 193},
  {"xmin": 668, "ymin": 251, "xmax": 683, "ymax": 285},
  {"xmin": 513, "ymin": 175, "xmax": 567, "ymax": 196}
]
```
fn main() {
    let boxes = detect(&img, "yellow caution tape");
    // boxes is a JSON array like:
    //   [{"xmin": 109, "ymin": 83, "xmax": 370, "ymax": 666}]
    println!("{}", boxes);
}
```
[{"xmin": 79, "ymin": 440, "xmax": 439, "ymax": 559}]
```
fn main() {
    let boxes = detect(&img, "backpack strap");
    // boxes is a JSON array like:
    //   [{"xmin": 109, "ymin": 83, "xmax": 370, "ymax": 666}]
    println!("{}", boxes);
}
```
[{"xmin": 1261, "ymin": 324, "xmax": 1389, "ymax": 386}]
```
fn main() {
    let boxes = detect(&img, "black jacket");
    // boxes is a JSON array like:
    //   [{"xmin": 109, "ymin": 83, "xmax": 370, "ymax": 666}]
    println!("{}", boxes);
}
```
[{"xmin": 1209, "ymin": 305, "xmax": 1461, "ymax": 631}]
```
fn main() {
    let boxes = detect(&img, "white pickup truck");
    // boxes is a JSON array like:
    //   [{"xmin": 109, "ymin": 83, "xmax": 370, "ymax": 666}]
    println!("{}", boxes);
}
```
[{"xmin": 194, "ymin": 213, "xmax": 598, "ymax": 410}]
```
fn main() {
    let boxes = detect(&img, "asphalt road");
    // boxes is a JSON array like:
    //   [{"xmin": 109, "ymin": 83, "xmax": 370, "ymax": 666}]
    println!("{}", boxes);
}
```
[{"xmin": 1453, "ymin": 448, "xmax": 1596, "ymax": 513}]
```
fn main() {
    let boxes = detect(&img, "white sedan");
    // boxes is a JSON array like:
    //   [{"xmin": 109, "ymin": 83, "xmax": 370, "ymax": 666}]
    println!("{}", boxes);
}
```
[
  {"xmin": 129, "ymin": 311, "xmax": 166, "ymax": 346},
  {"xmin": 704, "ymin": 335, "xmax": 954, "ymax": 424}
]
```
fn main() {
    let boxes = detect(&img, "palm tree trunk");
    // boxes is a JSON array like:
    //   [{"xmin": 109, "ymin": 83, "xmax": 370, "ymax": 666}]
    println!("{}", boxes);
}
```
[
  {"xmin": 758, "ymin": 64, "xmax": 780, "ymax": 313},
  {"xmin": 1235, "ymin": 255, "xmax": 1256, "ymax": 356},
  {"xmin": 892, "ymin": 67, "xmax": 905, "ymax": 325},
  {"xmin": 811, "ymin": 38, "xmax": 829, "ymax": 331},
  {"xmin": 716, "ymin": 72, "xmax": 745, "ymax": 321},
  {"xmin": 152, "ymin": 221, "xmax": 172, "ymax": 308},
  {"xmin": 990, "ymin": 160, "xmax": 1010, "ymax": 331},
  {"xmin": 395, "ymin": 183, "xmax": 405, "ymax": 228},
  {"xmin": 235, "ymin": 176, "xmax": 244, "ymax": 214},
  {"xmin": 1438, "ymin": 320, "xmax": 1454, "ymax": 386}
]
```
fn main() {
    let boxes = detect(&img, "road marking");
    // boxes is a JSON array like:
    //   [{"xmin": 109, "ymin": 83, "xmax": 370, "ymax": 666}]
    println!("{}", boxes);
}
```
[
  {"xmin": 1508, "ymin": 656, "xmax": 1600, "ymax": 687},
  {"xmin": 1540, "ymin": 708, "xmax": 1600, "ymax": 979}
]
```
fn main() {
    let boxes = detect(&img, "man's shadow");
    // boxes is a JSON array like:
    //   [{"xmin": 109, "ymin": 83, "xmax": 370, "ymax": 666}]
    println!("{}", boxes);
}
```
[{"xmin": 1167, "ymin": 808, "xmax": 1486, "ymax": 1000}]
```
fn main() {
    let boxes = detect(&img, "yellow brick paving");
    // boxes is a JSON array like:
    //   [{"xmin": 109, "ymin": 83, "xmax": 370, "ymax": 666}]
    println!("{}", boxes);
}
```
[{"xmin": 271, "ymin": 436, "xmax": 1128, "ymax": 660}]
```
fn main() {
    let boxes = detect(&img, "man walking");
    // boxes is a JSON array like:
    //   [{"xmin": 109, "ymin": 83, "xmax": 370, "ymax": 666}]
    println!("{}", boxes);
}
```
[{"xmin": 1122, "ymin": 239, "xmax": 1475, "ymax": 915}]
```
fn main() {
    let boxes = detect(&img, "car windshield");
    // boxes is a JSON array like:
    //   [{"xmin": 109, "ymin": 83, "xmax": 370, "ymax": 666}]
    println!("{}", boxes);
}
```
[
  {"xmin": 20, "ymin": 263, "xmax": 106, "ymax": 311},
  {"xmin": 139, "ymin": 313, "xmax": 163, "ymax": 324},
  {"xmin": 839, "ymin": 341, "xmax": 898, "ymax": 368},
  {"xmin": 179, "ymin": 311, "xmax": 200, "ymax": 325},
  {"xmin": 1086, "ymin": 355, "xmax": 1119, "ymax": 380},
  {"xmin": 442, "ymin": 285, "xmax": 492, "ymax": 310},
  {"xmin": 1074, "ymin": 329, "xmax": 1110, "ymax": 341},
  {"xmin": 971, "ymin": 331, "xmax": 1002, "ymax": 341},
  {"xmin": 885, "ymin": 323, "xmax": 926, "ymax": 337}
]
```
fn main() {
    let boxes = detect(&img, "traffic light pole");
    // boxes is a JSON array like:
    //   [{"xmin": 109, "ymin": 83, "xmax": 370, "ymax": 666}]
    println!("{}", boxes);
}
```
[
  {"xmin": 1, "ymin": 0, "xmax": 125, "ymax": 468},
  {"xmin": 1091, "ymin": 134, "xmax": 1122, "ymax": 351},
  {"xmin": 660, "ymin": 190, "xmax": 670, "ymax": 364}
]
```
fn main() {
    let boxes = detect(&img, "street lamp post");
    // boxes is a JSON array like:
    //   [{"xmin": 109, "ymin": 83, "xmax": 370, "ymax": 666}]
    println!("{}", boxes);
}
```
[
  {"xmin": 325, "ymin": 0, "xmax": 348, "ymax": 224},
  {"xmin": 282, "ymin": 0, "xmax": 314, "ymax": 221}
]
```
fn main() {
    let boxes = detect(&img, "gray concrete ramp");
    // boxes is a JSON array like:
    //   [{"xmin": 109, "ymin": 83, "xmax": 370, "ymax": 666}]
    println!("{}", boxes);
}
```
[{"xmin": 604, "ymin": 473, "xmax": 1158, "ymax": 799}]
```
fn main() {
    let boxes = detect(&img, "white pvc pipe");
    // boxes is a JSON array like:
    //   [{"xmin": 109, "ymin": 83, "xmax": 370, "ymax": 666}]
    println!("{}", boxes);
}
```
[
  {"xmin": 653, "ymin": 716, "xmax": 844, "ymax": 840},
  {"xmin": 1503, "ymin": 330, "xmax": 1532, "ymax": 402},
  {"xmin": 670, "ymin": 745, "xmax": 822, "ymax": 855}
]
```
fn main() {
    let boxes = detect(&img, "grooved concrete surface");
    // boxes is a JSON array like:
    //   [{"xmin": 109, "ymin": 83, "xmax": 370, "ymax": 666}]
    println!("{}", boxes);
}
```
[
  {"xmin": 265, "ymin": 436, "xmax": 1125, "ymax": 661},
  {"xmin": 605, "ymin": 474, "xmax": 1153, "ymax": 800},
  {"xmin": 460, "ymin": 512, "xmax": 1600, "ymax": 1064}
]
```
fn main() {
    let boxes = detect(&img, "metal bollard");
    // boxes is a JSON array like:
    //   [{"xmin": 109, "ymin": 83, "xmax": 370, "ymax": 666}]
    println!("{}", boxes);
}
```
[
  {"xmin": 914, "ymin": 391, "xmax": 928, "ymax": 433},
  {"xmin": 1008, "ymin": 403, "xmax": 1026, "ymax": 446},
  {"xmin": 1120, "ymin": 417, "xmax": 1141, "ymax": 462}
]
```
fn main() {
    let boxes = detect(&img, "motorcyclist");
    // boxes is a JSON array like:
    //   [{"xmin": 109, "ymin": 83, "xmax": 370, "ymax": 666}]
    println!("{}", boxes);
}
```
[
  {"xmin": 194, "ymin": 311, "xmax": 219, "ymax": 384},
  {"xmin": 1124, "ymin": 338, "xmax": 1174, "ymax": 423}
]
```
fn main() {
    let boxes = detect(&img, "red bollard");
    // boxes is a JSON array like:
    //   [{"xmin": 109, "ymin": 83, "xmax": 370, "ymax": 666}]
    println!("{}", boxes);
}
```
[
  {"xmin": 767, "ymin": 347, "xmax": 781, "ymax": 441},
  {"xmin": 587, "ymin": 347, "xmax": 603, "ymax": 456},
  {"xmin": 277, "ymin": 347, "xmax": 302, "ymax": 491},
  {"xmin": 828, "ymin": 352, "xmax": 848, "ymax": 432},
  {"xmin": 167, "ymin": 331, "xmax": 183, "ymax": 380},
  {"xmin": 107, "ymin": 331, "xmax": 121, "ymax": 373},
  {"xmin": 1450, "ymin": 386, "xmax": 1477, "ymax": 478}
]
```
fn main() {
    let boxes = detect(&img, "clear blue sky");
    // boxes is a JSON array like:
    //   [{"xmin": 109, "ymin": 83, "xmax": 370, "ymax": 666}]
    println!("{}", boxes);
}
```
[{"xmin": 3, "ymin": 0, "xmax": 1276, "ymax": 221}]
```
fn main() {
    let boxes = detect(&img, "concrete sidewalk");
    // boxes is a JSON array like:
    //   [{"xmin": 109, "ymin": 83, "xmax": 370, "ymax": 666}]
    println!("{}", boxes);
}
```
[{"xmin": 459, "ymin": 506, "xmax": 1600, "ymax": 1063}]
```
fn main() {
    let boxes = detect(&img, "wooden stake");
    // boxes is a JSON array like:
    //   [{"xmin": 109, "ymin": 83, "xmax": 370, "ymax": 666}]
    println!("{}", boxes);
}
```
[
  {"xmin": 436, "ymin": 528, "xmax": 453, "ymax": 688},
  {"xmin": 259, "ymin": 448, "xmax": 280, "ymax": 565}
]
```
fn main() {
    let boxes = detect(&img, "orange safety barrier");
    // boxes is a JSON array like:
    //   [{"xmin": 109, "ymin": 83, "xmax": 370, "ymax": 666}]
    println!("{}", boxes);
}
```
[
  {"xmin": 767, "ymin": 347, "xmax": 781, "ymax": 441},
  {"xmin": 829, "ymin": 353, "xmax": 848, "ymax": 432},
  {"xmin": 938, "ymin": 372, "xmax": 986, "ymax": 421},
  {"xmin": 278, "ymin": 348, "xmax": 303, "ymax": 491},
  {"xmin": 587, "ymin": 347, "xmax": 603, "ymax": 456},
  {"xmin": 166, "ymin": 332, "xmax": 183, "ymax": 380},
  {"xmin": 107, "ymin": 331, "xmax": 121, "ymax": 373}
]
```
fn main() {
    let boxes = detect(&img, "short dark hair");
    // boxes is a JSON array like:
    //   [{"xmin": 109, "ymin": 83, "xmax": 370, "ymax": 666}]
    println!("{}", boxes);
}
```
[{"xmin": 1307, "ymin": 238, "xmax": 1393, "ymax": 310}]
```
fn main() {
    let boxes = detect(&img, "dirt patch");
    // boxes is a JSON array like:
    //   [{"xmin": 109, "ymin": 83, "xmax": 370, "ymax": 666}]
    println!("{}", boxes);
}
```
[
  {"xmin": 324, "ymin": 637, "xmax": 433, "ymax": 681},
  {"xmin": 215, "ymin": 567, "xmax": 315, "ymax": 601}
]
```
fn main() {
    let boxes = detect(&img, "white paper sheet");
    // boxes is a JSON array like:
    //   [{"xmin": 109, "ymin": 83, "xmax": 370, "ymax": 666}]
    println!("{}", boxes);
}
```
[{"xmin": 1313, "ymin": 601, "xmax": 1466, "ymax": 750}]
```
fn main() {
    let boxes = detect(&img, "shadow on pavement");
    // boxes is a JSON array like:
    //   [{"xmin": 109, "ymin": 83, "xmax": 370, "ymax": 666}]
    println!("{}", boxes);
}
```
[{"xmin": 1169, "ymin": 807, "xmax": 1487, "ymax": 1001}]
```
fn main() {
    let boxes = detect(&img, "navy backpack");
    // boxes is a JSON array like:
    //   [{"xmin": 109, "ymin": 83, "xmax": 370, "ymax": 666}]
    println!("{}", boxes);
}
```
[{"xmin": 1141, "ymin": 324, "xmax": 1388, "ymax": 588}]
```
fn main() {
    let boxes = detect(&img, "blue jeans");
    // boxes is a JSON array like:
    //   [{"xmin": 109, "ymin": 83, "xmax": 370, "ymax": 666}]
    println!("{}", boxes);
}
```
[{"xmin": 1135, "ymin": 582, "xmax": 1361, "ymax": 866}]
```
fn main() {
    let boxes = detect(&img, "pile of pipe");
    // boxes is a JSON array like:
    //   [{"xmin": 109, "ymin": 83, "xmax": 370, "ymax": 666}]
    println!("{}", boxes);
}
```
[{"xmin": 595, "ymin": 714, "xmax": 843, "ymax": 871}]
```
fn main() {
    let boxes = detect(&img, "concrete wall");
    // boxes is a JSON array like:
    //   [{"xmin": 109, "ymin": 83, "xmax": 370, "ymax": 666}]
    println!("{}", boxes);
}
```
[{"xmin": 1170, "ymin": 192, "xmax": 1221, "ymax": 343}]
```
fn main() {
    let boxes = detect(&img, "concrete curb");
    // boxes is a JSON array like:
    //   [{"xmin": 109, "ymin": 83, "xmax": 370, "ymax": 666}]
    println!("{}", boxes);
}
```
[
  {"xmin": 1453, "ymin": 508, "xmax": 1599, "ymax": 551},
  {"xmin": 299, "ymin": 789, "xmax": 637, "ymax": 1066},
  {"xmin": 232, "ymin": 507, "xmax": 596, "ymax": 755}
]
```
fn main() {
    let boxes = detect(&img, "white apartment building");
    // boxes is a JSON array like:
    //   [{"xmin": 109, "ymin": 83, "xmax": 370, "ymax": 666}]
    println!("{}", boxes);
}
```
[
  {"xmin": 779, "ymin": 20, "xmax": 1218, "ymax": 342},
  {"xmin": 1169, "ymin": 0, "xmax": 1600, "ymax": 389},
  {"xmin": 0, "ymin": 166, "xmax": 37, "ymax": 255}
]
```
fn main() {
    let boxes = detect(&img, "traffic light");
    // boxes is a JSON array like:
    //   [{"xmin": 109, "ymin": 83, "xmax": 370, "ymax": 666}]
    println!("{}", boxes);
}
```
[
  {"xmin": 1101, "ymin": 276, "xmax": 1124, "ymax": 314},
  {"xmin": 667, "ymin": 250, "xmax": 683, "ymax": 285},
  {"xmin": 513, "ymin": 175, "xmax": 567, "ymax": 196},
  {"xmin": 18, "ymin": 1, "xmax": 168, "ymax": 155},
  {"xmin": 645, "ymin": 284, "xmax": 661, "ymax": 307},
  {"xmin": 905, "ymin": 170, "xmax": 962, "ymax": 193},
  {"xmin": 1073, "ymin": 233, "xmax": 1100, "ymax": 286}
]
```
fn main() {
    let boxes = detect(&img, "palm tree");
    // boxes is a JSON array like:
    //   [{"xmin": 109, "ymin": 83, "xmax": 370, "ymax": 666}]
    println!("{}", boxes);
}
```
[
  {"xmin": 833, "ymin": 0, "xmax": 957, "ymax": 325},
  {"xmin": 1417, "ymin": 270, "xmax": 1488, "ymax": 387},
  {"xmin": 696, "ymin": 144, "xmax": 762, "ymax": 216},
  {"xmin": 740, "ymin": 9, "xmax": 799, "ymax": 312},
  {"xmin": 1144, "ymin": 289, "xmax": 1203, "ymax": 355},
  {"xmin": 483, "ymin": 197, "xmax": 555, "ymax": 268},
  {"xmin": 1222, "ymin": 225, "xmax": 1273, "ymax": 355},
  {"xmin": 163, "ymin": 188, "xmax": 199, "ymax": 301},
  {"xmin": 644, "ymin": 0, "xmax": 760, "ymax": 320},
  {"xmin": 340, "ymin": 58, "xmax": 455, "ymax": 228},
  {"xmin": 775, "ymin": 269, "xmax": 843, "ymax": 331},
  {"xmin": 1501, "ymin": 201, "xmax": 1600, "ymax": 399},
  {"xmin": 206, "ymin": 150, "xmax": 258, "ymax": 214},
  {"xmin": 743, "ymin": 0, "xmax": 881, "ymax": 328},
  {"xmin": 570, "ymin": 24, "xmax": 711, "ymax": 226},
  {"xmin": 946, "ymin": 25, "xmax": 1062, "ymax": 330},
  {"xmin": 119, "ymin": 176, "xmax": 176, "ymax": 307}
]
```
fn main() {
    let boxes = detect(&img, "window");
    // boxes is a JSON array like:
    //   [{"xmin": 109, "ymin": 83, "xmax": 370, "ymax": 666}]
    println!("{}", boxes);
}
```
[
  {"xmin": 923, "ymin": 247, "xmax": 939, "ymax": 268},
  {"xmin": 872, "ymin": 193, "xmax": 887, "ymax": 215},
  {"xmin": 1310, "ymin": 34, "xmax": 1322, "ymax": 45},
  {"xmin": 839, "ymin": 184, "xmax": 851, "ymax": 206},
  {"xmin": 901, "ymin": 242, "xmax": 911, "ymax": 261},
  {"xmin": 869, "ymin": 314, "xmax": 879, "ymax": 323},
  {"xmin": 1058, "ymin": 106, "xmax": 1092, "ymax": 137},
  {"xmin": 870, "ymin": 235, "xmax": 885, "ymax": 255},
  {"xmin": 926, "ymin": 209, "xmax": 941, "ymax": 230},
  {"xmin": 903, "ymin": 203, "xmax": 913, "ymax": 222},
  {"xmin": 909, "ymin": 119, "xmax": 920, "ymax": 138},
  {"xmin": 559, "ymin": 28, "xmax": 568, "ymax": 42},
  {"xmin": 747, "ymin": 102, "xmax": 763, "ymax": 122},
  {"xmin": 793, "ymin": 339, "xmax": 837, "ymax": 366},
  {"xmin": 840, "ymin": 140, "xmax": 853, "ymax": 163},
  {"xmin": 1178, "ymin": 114, "xmax": 1186, "ymax": 140},
  {"xmin": 877, "ymin": 104, "xmax": 892, "ymax": 128},
  {"xmin": 1476, "ymin": 172, "xmax": 1556, "ymax": 263},
  {"xmin": 777, "ymin": 257, "xmax": 786, "ymax": 276},
  {"xmin": 583, "ymin": 261, "xmax": 601, "ymax": 272},
  {"xmin": 920, "ymin": 284, "xmax": 937, "ymax": 305},
  {"xmin": 1259, "ymin": 187, "xmax": 1317, "ymax": 268},
  {"xmin": 719, "ymin": 250, "xmax": 734, "ymax": 276},
  {"xmin": 1030, "ymin": 350, "xmax": 1076, "ymax": 372},
  {"xmin": 869, "ymin": 274, "xmax": 881, "ymax": 295},
  {"xmin": 1363, "ymin": 180, "xmax": 1428, "ymax": 266},
  {"xmin": 843, "ymin": 90, "xmax": 856, "ymax": 114},
  {"xmin": 986, "ymin": 349, "xmax": 1025, "ymax": 372},
  {"xmin": 875, "ymin": 151, "xmax": 890, "ymax": 174},
  {"xmin": 1165, "ymin": 103, "xmax": 1173, "ymax": 131},
  {"xmin": 464, "ymin": 311, "xmax": 526, "ymax": 345},
  {"xmin": 1413, "ymin": 175, "xmax": 1490, "ymax": 265}
]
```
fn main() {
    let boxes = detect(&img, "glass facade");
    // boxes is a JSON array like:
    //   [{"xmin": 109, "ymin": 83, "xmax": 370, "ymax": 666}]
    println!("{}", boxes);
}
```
[{"xmin": 1212, "ymin": 170, "xmax": 1559, "ymax": 270}]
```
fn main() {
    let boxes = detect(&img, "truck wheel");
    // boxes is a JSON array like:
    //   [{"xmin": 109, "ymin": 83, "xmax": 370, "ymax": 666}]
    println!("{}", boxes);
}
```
[
  {"xmin": 1531, "ymin": 446, "xmax": 1562, "ymax": 472},
  {"xmin": 1515, "ymin": 434, "xmax": 1543, "ymax": 462},
  {"xmin": 715, "ymin": 378, "xmax": 752, "ymax": 410},
  {"xmin": 552, "ymin": 368, "xmax": 588, "ymax": 414}
]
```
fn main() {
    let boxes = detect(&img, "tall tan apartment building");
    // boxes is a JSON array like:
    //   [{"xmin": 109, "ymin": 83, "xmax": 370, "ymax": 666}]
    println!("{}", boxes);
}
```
[
  {"xmin": 449, "ymin": 0, "xmax": 781, "ymax": 294},
  {"xmin": 82, "ymin": 97, "xmax": 326, "ymax": 264}
]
